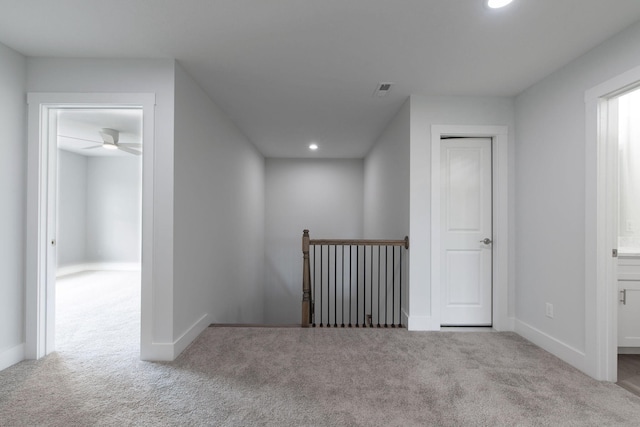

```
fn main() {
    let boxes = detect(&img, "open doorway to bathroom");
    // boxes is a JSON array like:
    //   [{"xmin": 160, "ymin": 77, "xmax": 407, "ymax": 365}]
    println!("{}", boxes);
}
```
[
  {"xmin": 54, "ymin": 108, "xmax": 142, "ymax": 357},
  {"xmin": 615, "ymin": 87, "xmax": 640, "ymax": 396}
]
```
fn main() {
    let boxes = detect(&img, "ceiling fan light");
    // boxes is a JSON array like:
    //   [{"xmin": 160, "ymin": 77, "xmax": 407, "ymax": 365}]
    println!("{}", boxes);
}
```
[
  {"xmin": 486, "ymin": 0, "xmax": 513, "ymax": 9},
  {"xmin": 103, "ymin": 143, "xmax": 118, "ymax": 150}
]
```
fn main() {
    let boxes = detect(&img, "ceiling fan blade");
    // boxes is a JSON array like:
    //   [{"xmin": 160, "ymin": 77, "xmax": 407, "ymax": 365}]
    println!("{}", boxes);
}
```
[
  {"xmin": 58, "ymin": 134, "xmax": 103, "ymax": 145},
  {"xmin": 118, "ymin": 145, "xmax": 142, "ymax": 156},
  {"xmin": 82, "ymin": 145, "xmax": 102, "ymax": 150},
  {"xmin": 118, "ymin": 143, "xmax": 142, "ymax": 148}
]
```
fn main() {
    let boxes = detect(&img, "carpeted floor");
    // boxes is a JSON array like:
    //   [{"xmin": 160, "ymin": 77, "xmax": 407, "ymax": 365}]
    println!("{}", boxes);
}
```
[{"xmin": 2, "ymin": 271, "xmax": 640, "ymax": 426}]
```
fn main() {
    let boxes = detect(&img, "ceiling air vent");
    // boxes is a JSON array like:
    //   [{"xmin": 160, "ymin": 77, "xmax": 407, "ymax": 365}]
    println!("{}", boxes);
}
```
[{"xmin": 373, "ymin": 82, "xmax": 394, "ymax": 97}]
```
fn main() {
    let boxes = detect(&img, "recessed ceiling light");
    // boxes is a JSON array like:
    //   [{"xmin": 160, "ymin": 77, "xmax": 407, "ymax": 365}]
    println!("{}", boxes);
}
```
[
  {"xmin": 486, "ymin": 0, "xmax": 513, "ymax": 9},
  {"xmin": 309, "ymin": 143, "xmax": 318, "ymax": 151}
]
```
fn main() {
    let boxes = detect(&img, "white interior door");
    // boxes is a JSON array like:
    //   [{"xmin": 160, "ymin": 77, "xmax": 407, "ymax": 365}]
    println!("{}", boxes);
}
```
[{"xmin": 440, "ymin": 138, "xmax": 492, "ymax": 326}]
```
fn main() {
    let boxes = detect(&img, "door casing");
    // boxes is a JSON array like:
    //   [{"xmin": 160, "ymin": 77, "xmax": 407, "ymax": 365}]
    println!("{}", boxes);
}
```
[
  {"xmin": 26, "ymin": 93, "xmax": 155, "ymax": 359},
  {"xmin": 430, "ymin": 125, "xmax": 509, "ymax": 331},
  {"xmin": 585, "ymin": 64, "xmax": 640, "ymax": 381}
]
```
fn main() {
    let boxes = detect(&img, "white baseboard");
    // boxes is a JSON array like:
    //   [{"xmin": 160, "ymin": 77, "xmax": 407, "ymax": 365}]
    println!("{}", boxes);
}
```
[
  {"xmin": 140, "ymin": 342, "xmax": 175, "ymax": 361},
  {"xmin": 401, "ymin": 309, "xmax": 409, "ymax": 328},
  {"xmin": 173, "ymin": 313, "xmax": 211, "ymax": 358},
  {"xmin": 515, "ymin": 319, "xmax": 588, "ymax": 373},
  {"xmin": 140, "ymin": 313, "xmax": 211, "ymax": 362},
  {"xmin": 500, "ymin": 316, "xmax": 516, "ymax": 331},
  {"xmin": 407, "ymin": 314, "xmax": 439, "ymax": 331},
  {"xmin": 0, "ymin": 343, "xmax": 25, "ymax": 372},
  {"xmin": 57, "ymin": 262, "xmax": 141, "ymax": 277}
]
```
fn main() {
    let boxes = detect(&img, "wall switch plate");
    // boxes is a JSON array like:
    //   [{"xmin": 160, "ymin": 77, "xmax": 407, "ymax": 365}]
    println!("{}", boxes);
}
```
[{"xmin": 545, "ymin": 303, "xmax": 554, "ymax": 318}]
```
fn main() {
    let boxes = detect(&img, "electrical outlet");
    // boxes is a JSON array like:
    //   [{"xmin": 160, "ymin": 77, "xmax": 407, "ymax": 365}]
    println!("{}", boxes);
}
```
[{"xmin": 545, "ymin": 303, "xmax": 554, "ymax": 319}]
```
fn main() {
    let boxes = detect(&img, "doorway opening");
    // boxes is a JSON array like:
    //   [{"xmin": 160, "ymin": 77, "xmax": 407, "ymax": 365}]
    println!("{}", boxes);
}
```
[
  {"xmin": 55, "ymin": 108, "xmax": 143, "ymax": 355},
  {"xmin": 26, "ymin": 93, "xmax": 155, "ymax": 360},
  {"xmin": 616, "ymin": 85, "xmax": 640, "ymax": 394},
  {"xmin": 430, "ymin": 125, "xmax": 509, "ymax": 331},
  {"xmin": 607, "ymin": 87, "xmax": 640, "ymax": 394},
  {"xmin": 586, "ymin": 64, "xmax": 640, "ymax": 382}
]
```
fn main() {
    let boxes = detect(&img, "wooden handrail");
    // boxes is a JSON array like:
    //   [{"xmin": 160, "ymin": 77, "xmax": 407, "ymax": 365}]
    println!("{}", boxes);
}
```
[{"xmin": 309, "ymin": 237, "xmax": 409, "ymax": 249}]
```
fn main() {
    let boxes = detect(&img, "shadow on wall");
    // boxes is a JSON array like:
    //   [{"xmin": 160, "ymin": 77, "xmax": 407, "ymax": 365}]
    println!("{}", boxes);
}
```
[{"xmin": 264, "ymin": 249, "xmax": 298, "ymax": 325}]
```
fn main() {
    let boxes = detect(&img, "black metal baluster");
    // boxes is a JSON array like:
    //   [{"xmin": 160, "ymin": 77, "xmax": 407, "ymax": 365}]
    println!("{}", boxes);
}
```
[
  {"xmin": 356, "ymin": 245, "xmax": 359, "ymax": 327},
  {"xmin": 369, "ymin": 246, "xmax": 373, "ymax": 327},
  {"xmin": 348, "ymin": 245, "xmax": 352, "ymax": 327},
  {"xmin": 392, "ymin": 246, "xmax": 396, "ymax": 328},
  {"xmin": 333, "ymin": 245, "xmax": 338, "ymax": 328},
  {"xmin": 377, "ymin": 246, "xmax": 381, "ymax": 328},
  {"xmin": 384, "ymin": 246, "xmax": 388, "ymax": 328},
  {"xmin": 399, "ymin": 247, "xmax": 402, "ymax": 328},
  {"xmin": 312, "ymin": 245, "xmax": 316, "ymax": 327},
  {"xmin": 320, "ymin": 245, "xmax": 323, "ymax": 327},
  {"xmin": 341, "ymin": 245, "xmax": 345, "ymax": 327}
]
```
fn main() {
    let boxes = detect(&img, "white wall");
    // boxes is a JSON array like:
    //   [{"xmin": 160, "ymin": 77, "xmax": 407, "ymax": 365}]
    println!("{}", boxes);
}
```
[
  {"xmin": 265, "ymin": 158, "xmax": 364, "ymax": 324},
  {"xmin": 27, "ymin": 58, "xmax": 176, "ymax": 351},
  {"xmin": 364, "ymin": 99, "xmax": 410, "ymax": 323},
  {"xmin": 364, "ymin": 98, "xmax": 410, "ymax": 240},
  {"xmin": 514, "ymin": 20, "xmax": 640, "ymax": 375},
  {"xmin": 173, "ymin": 63, "xmax": 265, "ymax": 337},
  {"xmin": 57, "ymin": 150, "xmax": 87, "ymax": 268},
  {"xmin": 0, "ymin": 42, "xmax": 26, "ymax": 370},
  {"xmin": 408, "ymin": 95, "xmax": 515, "ymax": 329},
  {"xmin": 86, "ymin": 156, "xmax": 141, "ymax": 264}
]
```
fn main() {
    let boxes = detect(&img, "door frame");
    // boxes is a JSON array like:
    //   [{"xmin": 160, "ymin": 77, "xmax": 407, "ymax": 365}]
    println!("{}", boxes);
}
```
[
  {"xmin": 585, "ymin": 65, "xmax": 640, "ymax": 381},
  {"xmin": 430, "ymin": 125, "xmax": 509, "ymax": 330},
  {"xmin": 26, "ymin": 92, "xmax": 155, "ymax": 359}
]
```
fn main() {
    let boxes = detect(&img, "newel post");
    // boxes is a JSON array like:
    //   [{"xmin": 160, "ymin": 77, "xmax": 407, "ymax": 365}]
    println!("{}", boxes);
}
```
[{"xmin": 301, "ymin": 229, "xmax": 311, "ymax": 327}]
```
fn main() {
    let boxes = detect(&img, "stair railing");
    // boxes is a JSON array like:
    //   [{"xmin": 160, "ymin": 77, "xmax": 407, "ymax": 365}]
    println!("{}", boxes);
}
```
[{"xmin": 302, "ymin": 229, "xmax": 409, "ymax": 328}]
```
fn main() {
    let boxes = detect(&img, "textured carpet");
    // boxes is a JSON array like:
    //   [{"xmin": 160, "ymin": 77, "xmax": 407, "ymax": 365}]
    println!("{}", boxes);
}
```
[{"xmin": 2, "ymin": 273, "xmax": 640, "ymax": 425}]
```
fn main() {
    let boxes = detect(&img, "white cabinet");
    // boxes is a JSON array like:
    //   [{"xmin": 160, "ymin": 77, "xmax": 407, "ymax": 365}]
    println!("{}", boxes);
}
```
[{"xmin": 618, "ymin": 257, "xmax": 640, "ymax": 349}]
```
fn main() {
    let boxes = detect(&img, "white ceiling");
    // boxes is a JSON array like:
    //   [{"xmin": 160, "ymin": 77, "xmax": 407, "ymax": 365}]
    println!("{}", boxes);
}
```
[{"xmin": 2, "ymin": 0, "xmax": 640, "ymax": 158}]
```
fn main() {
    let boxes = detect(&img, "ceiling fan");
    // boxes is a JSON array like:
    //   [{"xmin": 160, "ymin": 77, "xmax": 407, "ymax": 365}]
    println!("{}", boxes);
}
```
[
  {"xmin": 58, "ymin": 128, "xmax": 142, "ymax": 156},
  {"xmin": 80, "ymin": 128, "xmax": 142, "ymax": 156}
]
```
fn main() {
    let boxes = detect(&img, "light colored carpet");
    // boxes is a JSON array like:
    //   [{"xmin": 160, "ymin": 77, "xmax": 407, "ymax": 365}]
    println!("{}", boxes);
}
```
[{"xmin": 2, "ymin": 272, "xmax": 640, "ymax": 426}]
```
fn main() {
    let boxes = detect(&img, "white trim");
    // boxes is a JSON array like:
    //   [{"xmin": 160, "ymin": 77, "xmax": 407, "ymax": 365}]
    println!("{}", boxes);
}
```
[
  {"xmin": 401, "ymin": 308, "xmax": 410, "ymax": 328},
  {"xmin": 407, "ymin": 315, "xmax": 435, "ymax": 331},
  {"xmin": 515, "ymin": 320, "xmax": 588, "ymax": 373},
  {"xmin": 173, "ymin": 314, "xmax": 211, "ymax": 357},
  {"xmin": 430, "ymin": 125, "xmax": 510, "ymax": 331},
  {"xmin": 585, "ymin": 65, "xmax": 640, "ymax": 381},
  {"xmin": 26, "ymin": 92, "xmax": 156, "ymax": 361},
  {"xmin": 142, "ymin": 342, "xmax": 175, "ymax": 361},
  {"xmin": 0, "ymin": 344, "xmax": 25, "ymax": 372},
  {"xmin": 56, "ymin": 263, "xmax": 141, "ymax": 278},
  {"xmin": 142, "ymin": 314, "xmax": 211, "ymax": 361}
]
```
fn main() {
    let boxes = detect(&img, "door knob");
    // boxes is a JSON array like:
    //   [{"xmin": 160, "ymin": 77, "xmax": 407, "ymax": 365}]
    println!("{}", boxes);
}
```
[{"xmin": 480, "ymin": 238, "xmax": 492, "ymax": 245}]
